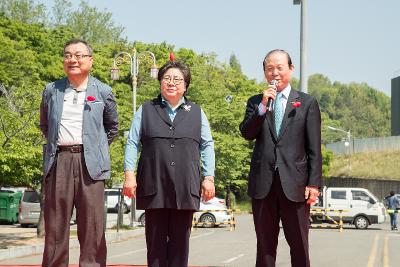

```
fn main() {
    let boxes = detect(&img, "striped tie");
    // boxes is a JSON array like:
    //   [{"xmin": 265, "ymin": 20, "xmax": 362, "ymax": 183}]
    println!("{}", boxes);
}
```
[{"xmin": 274, "ymin": 93, "xmax": 284, "ymax": 135}]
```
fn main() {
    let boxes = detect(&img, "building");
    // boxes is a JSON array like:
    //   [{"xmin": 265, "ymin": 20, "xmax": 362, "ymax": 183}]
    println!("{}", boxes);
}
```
[{"xmin": 392, "ymin": 75, "xmax": 400, "ymax": 136}]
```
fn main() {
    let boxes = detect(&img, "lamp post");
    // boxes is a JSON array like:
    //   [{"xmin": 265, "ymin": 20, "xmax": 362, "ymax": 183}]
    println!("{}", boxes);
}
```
[
  {"xmin": 293, "ymin": 0, "xmax": 308, "ymax": 93},
  {"xmin": 327, "ymin": 126, "xmax": 352, "ymax": 173},
  {"xmin": 111, "ymin": 48, "xmax": 158, "ymax": 113},
  {"xmin": 111, "ymin": 49, "xmax": 158, "ymax": 226},
  {"xmin": 327, "ymin": 126, "xmax": 352, "ymax": 156}
]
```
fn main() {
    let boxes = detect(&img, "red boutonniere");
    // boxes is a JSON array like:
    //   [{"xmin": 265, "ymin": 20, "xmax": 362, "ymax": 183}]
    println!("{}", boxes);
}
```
[
  {"xmin": 291, "ymin": 101, "xmax": 301, "ymax": 108},
  {"xmin": 86, "ymin": 95, "xmax": 96, "ymax": 102}
]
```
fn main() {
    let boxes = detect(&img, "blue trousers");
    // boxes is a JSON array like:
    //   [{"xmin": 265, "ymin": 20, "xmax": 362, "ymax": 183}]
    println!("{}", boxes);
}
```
[{"xmin": 390, "ymin": 213, "xmax": 397, "ymax": 229}]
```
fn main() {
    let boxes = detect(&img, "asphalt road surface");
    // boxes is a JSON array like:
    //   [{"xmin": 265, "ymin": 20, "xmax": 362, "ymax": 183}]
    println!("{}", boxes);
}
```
[{"xmin": 1, "ymin": 213, "xmax": 399, "ymax": 267}]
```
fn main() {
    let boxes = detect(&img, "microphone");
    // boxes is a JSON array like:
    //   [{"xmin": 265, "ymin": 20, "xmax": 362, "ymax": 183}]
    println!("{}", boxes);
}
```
[{"xmin": 267, "ymin": 80, "xmax": 278, "ymax": 112}]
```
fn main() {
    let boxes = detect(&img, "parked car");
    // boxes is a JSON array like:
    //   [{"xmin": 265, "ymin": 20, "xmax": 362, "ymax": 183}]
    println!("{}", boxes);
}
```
[
  {"xmin": 134, "ymin": 197, "xmax": 231, "ymax": 228},
  {"xmin": 195, "ymin": 198, "xmax": 231, "ymax": 228},
  {"xmin": 18, "ymin": 189, "xmax": 76, "ymax": 227},
  {"xmin": 311, "ymin": 186, "xmax": 386, "ymax": 229},
  {"xmin": 104, "ymin": 189, "xmax": 132, "ymax": 214}
]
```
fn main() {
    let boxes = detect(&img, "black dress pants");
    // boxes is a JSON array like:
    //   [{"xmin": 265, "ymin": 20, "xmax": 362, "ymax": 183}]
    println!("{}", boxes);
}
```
[
  {"xmin": 252, "ymin": 171, "xmax": 310, "ymax": 267},
  {"xmin": 145, "ymin": 208, "xmax": 194, "ymax": 267}
]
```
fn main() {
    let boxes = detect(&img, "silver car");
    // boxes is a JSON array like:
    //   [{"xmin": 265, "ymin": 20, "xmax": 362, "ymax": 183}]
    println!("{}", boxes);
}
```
[{"xmin": 18, "ymin": 189, "xmax": 76, "ymax": 227}]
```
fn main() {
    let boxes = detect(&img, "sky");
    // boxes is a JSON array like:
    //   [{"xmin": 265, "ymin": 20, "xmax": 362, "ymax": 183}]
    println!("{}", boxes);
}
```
[{"xmin": 42, "ymin": 0, "xmax": 400, "ymax": 96}]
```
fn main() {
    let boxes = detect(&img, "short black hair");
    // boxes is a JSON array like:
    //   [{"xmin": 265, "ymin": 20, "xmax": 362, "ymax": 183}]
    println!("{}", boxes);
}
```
[
  {"xmin": 63, "ymin": 38, "xmax": 93, "ymax": 55},
  {"xmin": 390, "ymin": 191, "xmax": 395, "ymax": 196},
  {"xmin": 157, "ymin": 61, "xmax": 191, "ymax": 89},
  {"xmin": 262, "ymin": 49, "xmax": 293, "ymax": 71}
]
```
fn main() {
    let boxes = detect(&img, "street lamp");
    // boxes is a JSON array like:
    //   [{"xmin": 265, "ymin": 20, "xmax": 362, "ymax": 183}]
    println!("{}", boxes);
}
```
[
  {"xmin": 111, "ymin": 48, "xmax": 158, "ymax": 226},
  {"xmin": 293, "ymin": 0, "xmax": 308, "ymax": 93},
  {"xmin": 327, "ymin": 126, "xmax": 352, "ymax": 153},
  {"xmin": 111, "ymin": 48, "xmax": 158, "ymax": 113}
]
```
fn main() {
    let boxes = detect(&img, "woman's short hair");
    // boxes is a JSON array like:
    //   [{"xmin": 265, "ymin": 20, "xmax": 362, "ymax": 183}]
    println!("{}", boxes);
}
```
[{"xmin": 157, "ymin": 61, "xmax": 191, "ymax": 89}]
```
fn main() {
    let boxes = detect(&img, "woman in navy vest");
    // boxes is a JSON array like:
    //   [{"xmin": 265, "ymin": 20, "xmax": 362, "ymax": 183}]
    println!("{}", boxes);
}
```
[{"xmin": 123, "ymin": 59, "xmax": 216, "ymax": 267}]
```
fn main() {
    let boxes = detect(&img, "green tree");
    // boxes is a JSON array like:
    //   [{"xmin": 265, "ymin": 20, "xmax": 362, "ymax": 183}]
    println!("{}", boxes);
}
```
[
  {"xmin": 64, "ymin": 0, "xmax": 125, "ymax": 44},
  {"xmin": 0, "ymin": 0, "xmax": 47, "ymax": 24}
]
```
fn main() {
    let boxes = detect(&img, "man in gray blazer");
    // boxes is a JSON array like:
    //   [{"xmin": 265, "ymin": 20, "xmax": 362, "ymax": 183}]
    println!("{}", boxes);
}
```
[
  {"xmin": 240, "ymin": 49, "xmax": 322, "ymax": 267},
  {"xmin": 39, "ymin": 38, "xmax": 118, "ymax": 267}
]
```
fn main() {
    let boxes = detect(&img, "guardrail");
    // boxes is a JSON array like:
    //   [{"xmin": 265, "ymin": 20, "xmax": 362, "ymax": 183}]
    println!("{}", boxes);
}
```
[
  {"xmin": 310, "ymin": 208, "xmax": 348, "ymax": 232},
  {"xmin": 192, "ymin": 209, "xmax": 240, "ymax": 231}
]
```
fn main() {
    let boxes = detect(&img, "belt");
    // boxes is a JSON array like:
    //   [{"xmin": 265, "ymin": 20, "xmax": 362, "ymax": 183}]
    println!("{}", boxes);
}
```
[{"xmin": 57, "ymin": 144, "xmax": 83, "ymax": 153}]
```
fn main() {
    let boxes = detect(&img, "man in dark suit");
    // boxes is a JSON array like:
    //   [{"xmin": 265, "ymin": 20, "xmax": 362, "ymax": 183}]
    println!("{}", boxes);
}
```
[
  {"xmin": 239, "ymin": 49, "xmax": 322, "ymax": 267},
  {"xmin": 40, "ymin": 38, "xmax": 119, "ymax": 267}
]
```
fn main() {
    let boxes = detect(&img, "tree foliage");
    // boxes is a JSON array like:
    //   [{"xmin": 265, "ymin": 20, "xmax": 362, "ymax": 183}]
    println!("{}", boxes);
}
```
[{"xmin": 0, "ymin": 6, "xmax": 390, "ymax": 199}]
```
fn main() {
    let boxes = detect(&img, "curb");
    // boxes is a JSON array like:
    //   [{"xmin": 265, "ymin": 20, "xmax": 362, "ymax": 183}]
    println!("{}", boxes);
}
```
[{"xmin": 0, "ymin": 228, "xmax": 145, "ymax": 261}]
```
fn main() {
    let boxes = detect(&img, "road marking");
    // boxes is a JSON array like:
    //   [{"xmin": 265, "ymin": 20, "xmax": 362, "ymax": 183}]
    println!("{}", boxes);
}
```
[
  {"xmin": 366, "ymin": 234, "xmax": 379, "ymax": 267},
  {"xmin": 190, "ymin": 229, "xmax": 215, "ymax": 239},
  {"xmin": 108, "ymin": 248, "xmax": 146, "ymax": 258},
  {"xmin": 383, "ymin": 235, "xmax": 389, "ymax": 267},
  {"xmin": 108, "ymin": 229, "xmax": 214, "ymax": 258},
  {"xmin": 222, "ymin": 253, "xmax": 245, "ymax": 264}
]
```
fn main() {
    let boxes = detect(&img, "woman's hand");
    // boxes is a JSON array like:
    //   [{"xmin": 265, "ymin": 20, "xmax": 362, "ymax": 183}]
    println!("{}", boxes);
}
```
[
  {"xmin": 123, "ymin": 171, "xmax": 137, "ymax": 199},
  {"xmin": 201, "ymin": 176, "xmax": 215, "ymax": 202}
]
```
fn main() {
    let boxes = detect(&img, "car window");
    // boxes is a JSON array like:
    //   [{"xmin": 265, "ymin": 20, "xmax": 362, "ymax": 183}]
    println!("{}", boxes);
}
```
[
  {"xmin": 107, "ymin": 191, "xmax": 119, "ymax": 196},
  {"xmin": 352, "ymin": 191, "xmax": 372, "ymax": 202},
  {"xmin": 22, "ymin": 190, "xmax": 40, "ymax": 203},
  {"xmin": 331, "ymin": 190, "xmax": 346, "ymax": 200}
]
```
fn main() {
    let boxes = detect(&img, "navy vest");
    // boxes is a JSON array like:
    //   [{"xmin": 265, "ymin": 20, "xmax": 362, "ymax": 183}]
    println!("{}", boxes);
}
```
[{"xmin": 136, "ymin": 96, "xmax": 202, "ymax": 210}]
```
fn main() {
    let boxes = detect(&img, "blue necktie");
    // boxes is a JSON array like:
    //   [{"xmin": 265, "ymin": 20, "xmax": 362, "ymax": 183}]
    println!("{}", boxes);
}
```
[{"xmin": 274, "ymin": 93, "xmax": 284, "ymax": 135}]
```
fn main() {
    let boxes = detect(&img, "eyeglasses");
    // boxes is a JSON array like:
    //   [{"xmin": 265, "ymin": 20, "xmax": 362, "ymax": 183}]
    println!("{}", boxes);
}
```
[
  {"xmin": 162, "ymin": 75, "xmax": 184, "ymax": 85},
  {"xmin": 63, "ymin": 53, "xmax": 92, "ymax": 60}
]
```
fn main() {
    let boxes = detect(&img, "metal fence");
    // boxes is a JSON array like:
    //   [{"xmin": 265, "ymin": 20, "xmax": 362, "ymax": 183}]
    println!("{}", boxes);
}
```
[
  {"xmin": 326, "ymin": 135, "xmax": 400, "ymax": 155},
  {"xmin": 323, "ymin": 177, "xmax": 400, "ymax": 200}
]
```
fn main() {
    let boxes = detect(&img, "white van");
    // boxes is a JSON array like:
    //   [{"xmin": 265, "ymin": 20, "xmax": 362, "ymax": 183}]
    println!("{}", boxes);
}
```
[{"xmin": 311, "ymin": 187, "xmax": 386, "ymax": 229}]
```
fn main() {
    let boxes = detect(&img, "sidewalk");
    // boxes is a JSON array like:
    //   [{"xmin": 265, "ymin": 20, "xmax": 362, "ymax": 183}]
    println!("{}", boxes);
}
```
[{"xmin": 0, "ymin": 222, "xmax": 145, "ymax": 261}]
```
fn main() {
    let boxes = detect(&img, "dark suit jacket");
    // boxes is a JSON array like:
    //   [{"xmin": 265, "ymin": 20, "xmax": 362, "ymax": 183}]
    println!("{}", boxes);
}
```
[{"xmin": 240, "ymin": 88, "xmax": 322, "ymax": 202}]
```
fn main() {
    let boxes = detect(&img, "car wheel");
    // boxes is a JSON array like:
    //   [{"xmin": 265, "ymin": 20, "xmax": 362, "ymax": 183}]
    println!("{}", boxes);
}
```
[
  {"xmin": 354, "ymin": 215, "xmax": 369, "ymax": 229},
  {"xmin": 199, "ymin": 213, "xmax": 216, "ymax": 228},
  {"xmin": 139, "ymin": 214, "xmax": 146, "ymax": 227}
]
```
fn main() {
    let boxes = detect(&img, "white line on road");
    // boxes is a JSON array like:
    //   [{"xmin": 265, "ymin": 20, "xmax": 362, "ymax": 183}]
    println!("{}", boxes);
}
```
[
  {"xmin": 108, "ymin": 248, "xmax": 147, "ymax": 259},
  {"xmin": 108, "ymin": 229, "xmax": 214, "ymax": 259},
  {"xmin": 190, "ymin": 230, "xmax": 215, "ymax": 239},
  {"xmin": 222, "ymin": 254, "xmax": 245, "ymax": 264},
  {"xmin": 367, "ymin": 234, "xmax": 380, "ymax": 267}
]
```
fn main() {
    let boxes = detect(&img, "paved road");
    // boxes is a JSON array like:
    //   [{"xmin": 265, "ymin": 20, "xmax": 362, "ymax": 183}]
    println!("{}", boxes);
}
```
[{"xmin": 1, "ymin": 214, "xmax": 399, "ymax": 267}]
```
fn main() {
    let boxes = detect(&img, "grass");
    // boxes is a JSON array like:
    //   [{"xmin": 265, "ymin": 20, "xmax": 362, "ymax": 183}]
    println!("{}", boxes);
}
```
[
  {"xmin": 234, "ymin": 199, "xmax": 252, "ymax": 213},
  {"xmin": 328, "ymin": 150, "xmax": 400, "ymax": 179}
]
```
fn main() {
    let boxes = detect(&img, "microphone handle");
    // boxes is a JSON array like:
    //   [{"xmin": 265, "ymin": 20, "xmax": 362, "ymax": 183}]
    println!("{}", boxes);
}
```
[{"xmin": 267, "ymin": 97, "xmax": 274, "ymax": 112}]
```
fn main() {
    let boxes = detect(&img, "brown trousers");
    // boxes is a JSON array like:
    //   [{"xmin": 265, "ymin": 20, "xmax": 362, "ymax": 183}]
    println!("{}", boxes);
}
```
[{"xmin": 42, "ymin": 150, "xmax": 106, "ymax": 267}]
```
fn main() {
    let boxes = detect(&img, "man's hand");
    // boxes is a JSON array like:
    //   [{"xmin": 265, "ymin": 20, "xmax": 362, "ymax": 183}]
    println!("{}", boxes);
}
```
[
  {"xmin": 261, "ymin": 84, "xmax": 278, "ymax": 106},
  {"xmin": 123, "ymin": 171, "xmax": 137, "ymax": 199},
  {"xmin": 201, "ymin": 176, "xmax": 215, "ymax": 202},
  {"xmin": 305, "ymin": 186, "xmax": 319, "ymax": 205}
]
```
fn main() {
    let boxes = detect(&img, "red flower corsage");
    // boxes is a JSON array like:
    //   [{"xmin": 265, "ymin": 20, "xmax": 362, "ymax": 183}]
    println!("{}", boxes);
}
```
[
  {"xmin": 291, "ymin": 101, "xmax": 301, "ymax": 108},
  {"xmin": 86, "ymin": 95, "xmax": 96, "ymax": 102}
]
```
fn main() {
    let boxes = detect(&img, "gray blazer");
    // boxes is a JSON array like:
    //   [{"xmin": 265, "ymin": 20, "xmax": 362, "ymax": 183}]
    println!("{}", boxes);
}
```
[{"xmin": 40, "ymin": 76, "xmax": 119, "ymax": 180}]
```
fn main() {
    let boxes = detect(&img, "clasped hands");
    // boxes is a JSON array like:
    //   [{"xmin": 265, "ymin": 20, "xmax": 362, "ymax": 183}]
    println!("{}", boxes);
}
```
[{"xmin": 122, "ymin": 171, "xmax": 215, "ymax": 202}]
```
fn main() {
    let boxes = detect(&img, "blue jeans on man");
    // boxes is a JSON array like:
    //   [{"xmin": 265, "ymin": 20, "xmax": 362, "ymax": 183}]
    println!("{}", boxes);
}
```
[{"xmin": 390, "ymin": 213, "xmax": 398, "ymax": 230}]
